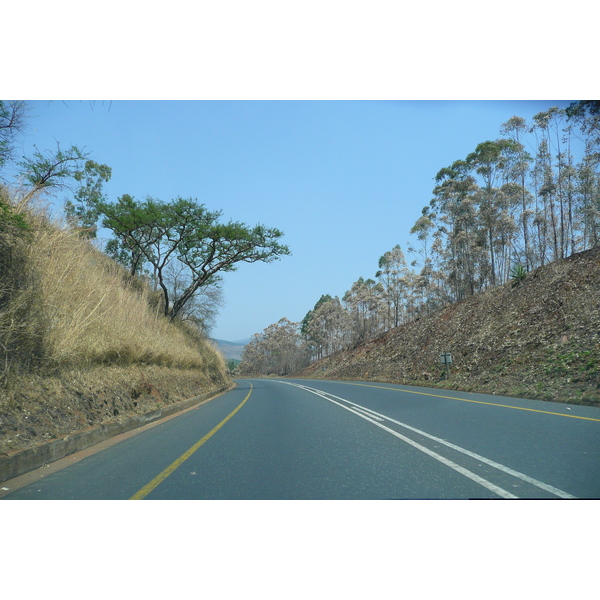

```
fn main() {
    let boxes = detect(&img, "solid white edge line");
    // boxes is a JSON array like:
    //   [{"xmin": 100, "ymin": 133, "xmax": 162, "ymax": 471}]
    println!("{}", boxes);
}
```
[
  {"xmin": 278, "ymin": 381, "xmax": 517, "ymax": 499},
  {"xmin": 278, "ymin": 381, "xmax": 577, "ymax": 499},
  {"xmin": 348, "ymin": 406, "xmax": 385, "ymax": 421},
  {"xmin": 339, "ymin": 394, "xmax": 577, "ymax": 500}
]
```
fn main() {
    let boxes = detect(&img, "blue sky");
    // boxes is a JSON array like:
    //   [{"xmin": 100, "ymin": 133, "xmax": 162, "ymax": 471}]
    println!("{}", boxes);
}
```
[
  {"xmin": 14, "ymin": 100, "xmax": 576, "ymax": 341},
  {"xmin": 4, "ymin": 0, "xmax": 595, "ymax": 575}
]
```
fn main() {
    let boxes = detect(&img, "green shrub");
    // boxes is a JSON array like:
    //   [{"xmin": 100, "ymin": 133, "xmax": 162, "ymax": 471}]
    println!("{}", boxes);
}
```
[{"xmin": 510, "ymin": 264, "xmax": 527, "ymax": 284}]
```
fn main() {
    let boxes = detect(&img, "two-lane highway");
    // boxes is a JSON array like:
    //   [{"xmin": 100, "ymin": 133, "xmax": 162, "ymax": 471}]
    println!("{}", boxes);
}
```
[{"xmin": 2, "ymin": 378, "xmax": 599, "ymax": 499}]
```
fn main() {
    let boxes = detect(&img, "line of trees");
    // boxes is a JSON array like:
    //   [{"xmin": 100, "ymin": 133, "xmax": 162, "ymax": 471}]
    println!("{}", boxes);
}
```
[
  {"xmin": 239, "ymin": 102, "xmax": 600, "ymax": 374},
  {"xmin": 411, "ymin": 103, "xmax": 600, "ymax": 305},
  {"xmin": 238, "ymin": 318, "xmax": 310, "ymax": 375}
]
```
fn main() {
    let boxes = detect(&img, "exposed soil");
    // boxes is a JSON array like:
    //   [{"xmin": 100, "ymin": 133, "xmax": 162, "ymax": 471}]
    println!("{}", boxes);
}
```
[
  {"xmin": 299, "ymin": 246, "xmax": 600, "ymax": 406},
  {"xmin": 0, "ymin": 365, "xmax": 231, "ymax": 456}
]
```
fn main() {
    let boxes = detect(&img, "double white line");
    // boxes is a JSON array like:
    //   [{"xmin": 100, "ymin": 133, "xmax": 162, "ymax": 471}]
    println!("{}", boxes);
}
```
[{"xmin": 277, "ymin": 381, "xmax": 575, "ymax": 499}]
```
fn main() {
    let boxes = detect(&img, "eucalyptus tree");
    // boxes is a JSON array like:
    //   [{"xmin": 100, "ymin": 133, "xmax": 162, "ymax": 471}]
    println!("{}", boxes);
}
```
[
  {"xmin": 574, "ymin": 154, "xmax": 600, "ymax": 248},
  {"xmin": 567, "ymin": 101, "xmax": 600, "ymax": 249},
  {"xmin": 466, "ymin": 139, "xmax": 519, "ymax": 286},
  {"xmin": 542, "ymin": 107, "xmax": 571, "ymax": 258},
  {"xmin": 343, "ymin": 277, "xmax": 385, "ymax": 344},
  {"xmin": 301, "ymin": 294, "xmax": 333, "ymax": 344},
  {"xmin": 406, "ymin": 102, "xmax": 599, "ymax": 313},
  {"xmin": 239, "ymin": 318, "xmax": 309, "ymax": 375},
  {"xmin": 375, "ymin": 244, "xmax": 411, "ymax": 330},
  {"xmin": 530, "ymin": 108, "xmax": 572, "ymax": 262},
  {"xmin": 238, "ymin": 332, "xmax": 269, "ymax": 374},
  {"xmin": 301, "ymin": 295, "xmax": 326, "ymax": 360},
  {"xmin": 304, "ymin": 296, "xmax": 349, "ymax": 359},
  {"xmin": 421, "ymin": 161, "xmax": 483, "ymax": 300},
  {"xmin": 501, "ymin": 116, "xmax": 535, "ymax": 269},
  {"xmin": 408, "ymin": 206, "xmax": 437, "ymax": 281}
]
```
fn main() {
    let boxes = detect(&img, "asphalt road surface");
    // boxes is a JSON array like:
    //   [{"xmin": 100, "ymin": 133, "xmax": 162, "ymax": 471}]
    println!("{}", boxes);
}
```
[{"xmin": 2, "ymin": 378, "xmax": 599, "ymax": 499}]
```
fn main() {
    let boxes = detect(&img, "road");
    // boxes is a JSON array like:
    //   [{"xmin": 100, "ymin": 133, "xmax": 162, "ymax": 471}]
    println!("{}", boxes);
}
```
[{"xmin": 2, "ymin": 378, "xmax": 599, "ymax": 499}]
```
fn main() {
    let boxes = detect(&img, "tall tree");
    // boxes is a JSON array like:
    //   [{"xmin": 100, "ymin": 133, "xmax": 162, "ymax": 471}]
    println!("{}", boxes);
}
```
[
  {"xmin": 99, "ymin": 196, "xmax": 291, "ymax": 321},
  {"xmin": 375, "ymin": 244, "xmax": 411, "ymax": 329},
  {"xmin": 423, "ymin": 161, "xmax": 483, "ymax": 300},
  {"xmin": 303, "ymin": 296, "xmax": 349, "ymax": 359},
  {"xmin": 466, "ymin": 139, "xmax": 518, "ymax": 285},
  {"xmin": 501, "ymin": 116, "xmax": 534, "ymax": 269},
  {"xmin": 301, "ymin": 294, "xmax": 333, "ymax": 359},
  {"xmin": 239, "ymin": 318, "xmax": 309, "ymax": 375},
  {"xmin": 567, "ymin": 101, "xmax": 600, "ymax": 249},
  {"xmin": 343, "ymin": 277, "xmax": 384, "ymax": 344}
]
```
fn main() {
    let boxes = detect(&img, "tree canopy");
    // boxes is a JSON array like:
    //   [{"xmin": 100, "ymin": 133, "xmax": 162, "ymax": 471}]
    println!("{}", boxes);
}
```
[{"xmin": 99, "ymin": 195, "xmax": 291, "ymax": 321}]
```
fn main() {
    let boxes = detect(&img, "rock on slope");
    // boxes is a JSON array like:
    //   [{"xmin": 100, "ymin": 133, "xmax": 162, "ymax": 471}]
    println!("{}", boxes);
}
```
[{"xmin": 299, "ymin": 246, "xmax": 600, "ymax": 405}]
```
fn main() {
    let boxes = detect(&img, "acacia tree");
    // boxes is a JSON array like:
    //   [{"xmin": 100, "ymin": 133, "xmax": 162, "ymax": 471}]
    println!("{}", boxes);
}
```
[
  {"xmin": 64, "ymin": 160, "xmax": 112, "ymax": 237},
  {"xmin": 163, "ymin": 261, "xmax": 224, "ymax": 334},
  {"xmin": 99, "ymin": 195, "xmax": 291, "ymax": 321},
  {"xmin": 1, "ymin": 101, "xmax": 111, "ymax": 232}
]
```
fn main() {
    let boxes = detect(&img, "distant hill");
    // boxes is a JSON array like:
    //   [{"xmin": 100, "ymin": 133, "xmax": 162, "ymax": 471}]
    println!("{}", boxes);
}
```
[
  {"xmin": 211, "ymin": 338, "xmax": 250, "ymax": 360},
  {"xmin": 299, "ymin": 246, "xmax": 600, "ymax": 406}
]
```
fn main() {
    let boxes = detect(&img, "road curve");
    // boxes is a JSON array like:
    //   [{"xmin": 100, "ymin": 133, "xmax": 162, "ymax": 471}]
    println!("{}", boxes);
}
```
[{"xmin": 2, "ymin": 378, "xmax": 599, "ymax": 499}]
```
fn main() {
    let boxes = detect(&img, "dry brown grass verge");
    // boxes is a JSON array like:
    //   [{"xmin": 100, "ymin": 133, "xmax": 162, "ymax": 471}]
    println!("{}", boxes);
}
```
[
  {"xmin": 0, "ymin": 364, "xmax": 230, "ymax": 456},
  {"xmin": 0, "ymin": 190, "xmax": 232, "ymax": 457}
]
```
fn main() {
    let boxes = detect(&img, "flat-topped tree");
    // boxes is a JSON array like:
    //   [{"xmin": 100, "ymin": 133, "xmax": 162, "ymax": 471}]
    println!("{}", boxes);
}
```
[{"xmin": 99, "ymin": 195, "xmax": 291, "ymax": 320}]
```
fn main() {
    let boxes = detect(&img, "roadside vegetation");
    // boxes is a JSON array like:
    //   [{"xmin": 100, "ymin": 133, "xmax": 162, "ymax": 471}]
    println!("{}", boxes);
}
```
[
  {"xmin": 0, "ymin": 101, "xmax": 290, "ymax": 455},
  {"xmin": 0, "ymin": 187, "xmax": 232, "ymax": 454},
  {"xmin": 239, "ymin": 102, "xmax": 600, "ymax": 404}
]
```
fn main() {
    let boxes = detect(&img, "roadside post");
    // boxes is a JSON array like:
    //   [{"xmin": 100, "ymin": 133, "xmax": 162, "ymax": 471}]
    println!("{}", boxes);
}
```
[{"xmin": 440, "ymin": 352, "xmax": 453, "ymax": 378}]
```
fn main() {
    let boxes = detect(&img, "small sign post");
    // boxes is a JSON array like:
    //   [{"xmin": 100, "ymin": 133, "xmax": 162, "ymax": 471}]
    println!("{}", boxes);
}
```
[{"xmin": 440, "ymin": 352, "xmax": 453, "ymax": 377}]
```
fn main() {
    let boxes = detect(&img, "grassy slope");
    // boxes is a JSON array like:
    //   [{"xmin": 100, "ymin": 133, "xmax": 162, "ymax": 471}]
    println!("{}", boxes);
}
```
[
  {"xmin": 0, "ymin": 192, "xmax": 230, "ymax": 455},
  {"xmin": 299, "ymin": 246, "xmax": 600, "ymax": 406}
]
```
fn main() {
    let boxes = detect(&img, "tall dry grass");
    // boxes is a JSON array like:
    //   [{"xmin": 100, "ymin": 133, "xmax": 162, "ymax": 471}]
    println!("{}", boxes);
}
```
[{"xmin": 0, "ymin": 189, "xmax": 227, "ymax": 382}]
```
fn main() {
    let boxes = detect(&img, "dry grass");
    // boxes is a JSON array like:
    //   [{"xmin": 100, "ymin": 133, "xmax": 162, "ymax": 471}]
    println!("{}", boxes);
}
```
[
  {"xmin": 0, "ymin": 189, "xmax": 230, "ymax": 454},
  {"xmin": 1, "ymin": 190, "xmax": 226, "ymax": 374},
  {"xmin": 31, "ymin": 223, "xmax": 211, "ymax": 369}
]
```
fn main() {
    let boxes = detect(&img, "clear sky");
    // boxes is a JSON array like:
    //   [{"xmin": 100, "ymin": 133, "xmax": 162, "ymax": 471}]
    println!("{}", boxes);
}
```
[
  {"xmin": 14, "ymin": 99, "xmax": 576, "ymax": 341},
  {"xmin": 4, "ymin": 2, "xmax": 595, "ymax": 581}
]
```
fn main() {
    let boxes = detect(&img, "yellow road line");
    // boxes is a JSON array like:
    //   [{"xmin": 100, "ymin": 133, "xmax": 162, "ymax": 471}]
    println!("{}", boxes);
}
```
[
  {"xmin": 130, "ymin": 384, "xmax": 253, "ymax": 500},
  {"xmin": 336, "ymin": 381, "xmax": 600, "ymax": 422}
]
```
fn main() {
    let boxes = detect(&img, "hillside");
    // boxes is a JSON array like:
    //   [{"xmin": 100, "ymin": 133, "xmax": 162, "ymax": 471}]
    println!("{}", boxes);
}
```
[
  {"xmin": 299, "ymin": 246, "xmax": 600, "ymax": 406},
  {"xmin": 0, "ymin": 190, "xmax": 231, "ymax": 457},
  {"xmin": 211, "ymin": 339, "xmax": 249, "ymax": 360}
]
